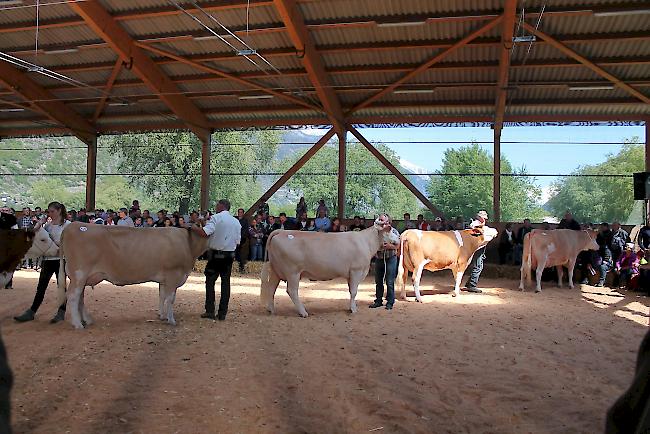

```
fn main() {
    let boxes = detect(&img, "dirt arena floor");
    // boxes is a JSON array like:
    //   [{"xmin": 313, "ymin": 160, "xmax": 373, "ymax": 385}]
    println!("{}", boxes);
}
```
[{"xmin": 0, "ymin": 269, "xmax": 648, "ymax": 434}]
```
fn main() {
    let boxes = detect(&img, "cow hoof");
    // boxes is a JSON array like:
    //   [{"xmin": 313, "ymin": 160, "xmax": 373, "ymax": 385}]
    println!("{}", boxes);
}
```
[
  {"xmin": 72, "ymin": 322, "xmax": 85, "ymax": 330},
  {"xmin": 350, "ymin": 306, "xmax": 358, "ymax": 314},
  {"xmin": 416, "ymin": 298, "xmax": 423, "ymax": 303},
  {"xmin": 535, "ymin": 289, "xmax": 541, "ymax": 293},
  {"xmin": 298, "ymin": 312, "xmax": 309, "ymax": 318}
]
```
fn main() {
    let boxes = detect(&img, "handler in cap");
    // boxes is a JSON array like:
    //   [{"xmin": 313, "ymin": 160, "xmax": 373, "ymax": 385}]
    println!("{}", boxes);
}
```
[
  {"xmin": 369, "ymin": 214, "xmax": 401, "ymax": 310},
  {"xmin": 464, "ymin": 210, "xmax": 489, "ymax": 293},
  {"xmin": 190, "ymin": 199, "xmax": 241, "ymax": 321}
]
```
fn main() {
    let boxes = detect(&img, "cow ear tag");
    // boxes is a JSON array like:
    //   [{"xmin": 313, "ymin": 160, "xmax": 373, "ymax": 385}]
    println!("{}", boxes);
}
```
[{"xmin": 80, "ymin": 226, "xmax": 88, "ymax": 232}]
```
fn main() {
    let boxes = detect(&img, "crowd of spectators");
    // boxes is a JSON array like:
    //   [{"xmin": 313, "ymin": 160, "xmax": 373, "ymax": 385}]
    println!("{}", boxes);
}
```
[{"xmin": 3, "ymin": 200, "xmax": 649, "ymax": 293}]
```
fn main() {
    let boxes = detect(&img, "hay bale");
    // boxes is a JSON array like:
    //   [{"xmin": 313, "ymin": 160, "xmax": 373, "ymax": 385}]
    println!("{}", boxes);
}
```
[
  {"xmin": 480, "ymin": 264, "xmax": 521, "ymax": 280},
  {"xmin": 193, "ymin": 259, "xmax": 264, "ymax": 277}
]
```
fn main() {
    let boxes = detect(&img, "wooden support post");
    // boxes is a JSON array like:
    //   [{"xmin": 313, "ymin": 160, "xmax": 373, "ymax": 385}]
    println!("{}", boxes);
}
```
[
  {"xmin": 493, "ymin": 128, "xmax": 501, "ymax": 223},
  {"xmin": 337, "ymin": 131, "xmax": 346, "ymax": 220},
  {"xmin": 348, "ymin": 126, "xmax": 444, "ymax": 218},
  {"xmin": 645, "ymin": 118, "xmax": 650, "ymax": 172},
  {"xmin": 200, "ymin": 132, "xmax": 211, "ymax": 211},
  {"xmin": 85, "ymin": 136, "xmax": 98, "ymax": 211},
  {"xmin": 245, "ymin": 127, "xmax": 336, "ymax": 218}
]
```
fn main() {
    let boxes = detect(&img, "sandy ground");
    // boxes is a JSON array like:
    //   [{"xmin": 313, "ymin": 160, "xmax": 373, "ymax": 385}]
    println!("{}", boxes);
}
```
[{"xmin": 0, "ymin": 268, "xmax": 648, "ymax": 434}]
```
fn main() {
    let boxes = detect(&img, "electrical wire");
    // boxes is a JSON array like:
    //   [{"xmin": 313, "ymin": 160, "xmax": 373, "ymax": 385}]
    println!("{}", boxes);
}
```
[
  {"xmin": 0, "ymin": 172, "xmax": 636, "ymax": 178},
  {"xmin": 0, "ymin": 141, "xmax": 639, "ymax": 151}
]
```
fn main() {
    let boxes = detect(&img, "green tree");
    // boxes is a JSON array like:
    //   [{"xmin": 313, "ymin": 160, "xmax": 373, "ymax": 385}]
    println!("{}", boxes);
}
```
[
  {"xmin": 548, "ymin": 138, "xmax": 643, "ymax": 224},
  {"xmin": 104, "ymin": 131, "xmax": 280, "ymax": 214},
  {"xmin": 426, "ymin": 143, "xmax": 544, "ymax": 221},
  {"xmin": 280, "ymin": 143, "xmax": 418, "ymax": 218}
]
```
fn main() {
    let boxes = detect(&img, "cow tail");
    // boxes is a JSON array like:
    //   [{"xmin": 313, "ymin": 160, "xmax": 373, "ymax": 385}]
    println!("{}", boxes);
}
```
[
  {"xmin": 396, "ymin": 232, "xmax": 407, "ymax": 300},
  {"xmin": 57, "ymin": 230, "xmax": 67, "ymax": 306},
  {"xmin": 260, "ymin": 231, "xmax": 275, "ymax": 306},
  {"xmin": 524, "ymin": 232, "xmax": 533, "ymax": 285}
]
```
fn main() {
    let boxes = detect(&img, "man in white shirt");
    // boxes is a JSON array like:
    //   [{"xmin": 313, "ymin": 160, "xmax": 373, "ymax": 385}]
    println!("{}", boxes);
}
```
[{"xmin": 191, "ymin": 199, "xmax": 241, "ymax": 321}]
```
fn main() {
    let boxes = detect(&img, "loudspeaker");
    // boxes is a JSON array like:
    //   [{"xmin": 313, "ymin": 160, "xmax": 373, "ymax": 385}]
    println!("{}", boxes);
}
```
[{"xmin": 633, "ymin": 172, "xmax": 650, "ymax": 200}]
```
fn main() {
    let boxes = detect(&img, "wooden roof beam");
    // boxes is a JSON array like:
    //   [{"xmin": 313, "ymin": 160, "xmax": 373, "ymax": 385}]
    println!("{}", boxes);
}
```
[
  {"xmin": 522, "ymin": 22, "xmax": 650, "ymax": 105},
  {"xmin": 347, "ymin": 16, "xmax": 503, "ymax": 115},
  {"xmin": 135, "ymin": 42, "xmax": 321, "ymax": 112},
  {"xmin": 92, "ymin": 58, "xmax": 123, "ymax": 122},
  {"xmin": 0, "ymin": 60, "xmax": 96, "ymax": 144},
  {"xmin": 273, "ymin": 0, "xmax": 345, "ymax": 134},
  {"xmin": 69, "ymin": 1, "xmax": 212, "ymax": 142},
  {"xmin": 493, "ymin": 0, "xmax": 518, "ymax": 139}
]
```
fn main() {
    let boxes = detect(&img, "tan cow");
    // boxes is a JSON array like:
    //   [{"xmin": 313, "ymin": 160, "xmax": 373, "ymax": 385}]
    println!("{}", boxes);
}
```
[
  {"xmin": 260, "ymin": 218, "xmax": 392, "ymax": 317},
  {"xmin": 56, "ymin": 223, "xmax": 207, "ymax": 329},
  {"xmin": 397, "ymin": 227, "xmax": 498, "ymax": 301},
  {"xmin": 0, "ymin": 228, "xmax": 59, "ymax": 289},
  {"xmin": 519, "ymin": 229, "xmax": 599, "ymax": 292}
]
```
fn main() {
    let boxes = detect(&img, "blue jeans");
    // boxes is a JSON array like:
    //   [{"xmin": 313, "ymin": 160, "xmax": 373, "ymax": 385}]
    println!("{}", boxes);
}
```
[
  {"xmin": 249, "ymin": 242, "xmax": 262, "ymax": 261},
  {"xmin": 374, "ymin": 255, "xmax": 397, "ymax": 307},
  {"xmin": 598, "ymin": 263, "xmax": 612, "ymax": 285},
  {"xmin": 465, "ymin": 246, "xmax": 486, "ymax": 289}
]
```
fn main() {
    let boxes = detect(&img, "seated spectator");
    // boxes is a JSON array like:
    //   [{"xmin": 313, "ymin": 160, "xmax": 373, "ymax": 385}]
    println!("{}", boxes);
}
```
[
  {"xmin": 431, "ymin": 217, "xmax": 443, "ymax": 231},
  {"xmin": 576, "ymin": 249, "xmax": 601, "ymax": 285},
  {"xmin": 296, "ymin": 212, "xmax": 309, "ymax": 231},
  {"xmin": 130, "ymin": 200, "xmax": 140, "ymax": 215},
  {"xmin": 177, "ymin": 217, "xmax": 186, "ymax": 228},
  {"xmin": 163, "ymin": 218, "xmax": 173, "ymax": 227},
  {"xmin": 249, "ymin": 218, "xmax": 264, "ymax": 261},
  {"xmin": 273, "ymin": 213, "xmax": 293, "ymax": 230},
  {"xmin": 557, "ymin": 211, "xmax": 581, "ymax": 230},
  {"xmin": 142, "ymin": 209, "xmax": 151, "ymax": 221},
  {"xmin": 169, "ymin": 215, "xmax": 178, "ymax": 227},
  {"xmin": 188, "ymin": 211, "xmax": 199, "ymax": 226},
  {"xmin": 396, "ymin": 213, "xmax": 416, "ymax": 232},
  {"xmin": 154, "ymin": 210, "xmax": 166, "ymax": 227},
  {"xmin": 134, "ymin": 217, "xmax": 144, "ymax": 227},
  {"xmin": 314, "ymin": 209, "xmax": 331, "ymax": 232},
  {"xmin": 77, "ymin": 208, "xmax": 90, "ymax": 223},
  {"xmin": 615, "ymin": 243, "xmax": 640, "ymax": 290},
  {"xmin": 296, "ymin": 197, "xmax": 307, "ymax": 219},
  {"xmin": 348, "ymin": 216, "xmax": 365, "ymax": 232},
  {"xmin": 257, "ymin": 201, "xmax": 270, "ymax": 217},
  {"xmin": 330, "ymin": 218, "xmax": 342, "ymax": 232},
  {"xmin": 316, "ymin": 199, "xmax": 328, "ymax": 217},
  {"xmin": 415, "ymin": 214, "xmax": 429, "ymax": 231},
  {"xmin": 306, "ymin": 219, "xmax": 317, "ymax": 231},
  {"xmin": 105, "ymin": 210, "xmax": 117, "ymax": 225},
  {"xmin": 117, "ymin": 208, "xmax": 134, "ymax": 227},
  {"xmin": 595, "ymin": 243, "xmax": 614, "ymax": 288},
  {"xmin": 498, "ymin": 222, "xmax": 515, "ymax": 265},
  {"xmin": 144, "ymin": 216, "xmax": 155, "ymax": 227}
]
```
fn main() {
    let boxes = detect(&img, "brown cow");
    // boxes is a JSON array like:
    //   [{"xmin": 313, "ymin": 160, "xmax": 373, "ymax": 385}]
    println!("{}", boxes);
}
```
[
  {"xmin": 397, "ymin": 227, "xmax": 498, "ymax": 300},
  {"xmin": 519, "ymin": 229, "xmax": 599, "ymax": 292},
  {"xmin": 57, "ymin": 223, "xmax": 208, "ymax": 329},
  {"xmin": 0, "ymin": 228, "xmax": 58, "ymax": 289}
]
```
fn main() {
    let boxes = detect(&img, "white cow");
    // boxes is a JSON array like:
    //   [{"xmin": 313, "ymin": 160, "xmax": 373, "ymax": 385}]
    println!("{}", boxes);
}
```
[{"xmin": 261, "ymin": 217, "xmax": 392, "ymax": 317}]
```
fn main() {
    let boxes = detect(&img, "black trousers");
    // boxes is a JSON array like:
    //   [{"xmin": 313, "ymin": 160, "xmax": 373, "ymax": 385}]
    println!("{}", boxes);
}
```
[
  {"xmin": 30, "ymin": 260, "xmax": 66, "ymax": 313},
  {"xmin": 204, "ymin": 254, "xmax": 234, "ymax": 316}
]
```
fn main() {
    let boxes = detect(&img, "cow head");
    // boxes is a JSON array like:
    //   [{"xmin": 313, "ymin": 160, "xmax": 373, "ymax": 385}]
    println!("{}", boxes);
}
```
[
  {"xmin": 582, "ymin": 230, "xmax": 600, "ymax": 251},
  {"xmin": 24, "ymin": 227, "xmax": 59, "ymax": 259},
  {"xmin": 469, "ymin": 225, "xmax": 499, "ymax": 247}
]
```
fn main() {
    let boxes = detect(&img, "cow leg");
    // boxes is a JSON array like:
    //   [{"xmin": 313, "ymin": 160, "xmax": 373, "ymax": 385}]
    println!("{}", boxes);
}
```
[
  {"xmin": 413, "ymin": 260, "xmax": 430, "ymax": 303},
  {"xmin": 348, "ymin": 271, "xmax": 365, "ymax": 313},
  {"xmin": 535, "ymin": 256, "xmax": 547, "ymax": 293},
  {"xmin": 164, "ymin": 287, "xmax": 177, "ymax": 326},
  {"xmin": 79, "ymin": 288, "xmax": 93, "ymax": 326},
  {"xmin": 567, "ymin": 259, "xmax": 576, "ymax": 289},
  {"xmin": 158, "ymin": 284, "xmax": 167, "ymax": 320},
  {"xmin": 286, "ymin": 276, "xmax": 308, "ymax": 318},
  {"xmin": 261, "ymin": 266, "xmax": 281, "ymax": 314},
  {"xmin": 556, "ymin": 266, "xmax": 564, "ymax": 288},
  {"xmin": 452, "ymin": 269, "xmax": 464, "ymax": 297},
  {"xmin": 67, "ymin": 283, "xmax": 85, "ymax": 329}
]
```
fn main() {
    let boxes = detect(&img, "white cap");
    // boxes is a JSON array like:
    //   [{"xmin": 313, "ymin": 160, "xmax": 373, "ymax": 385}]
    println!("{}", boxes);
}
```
[
  {"xmin": 477, "ymin": 210, "xmax": 488, "ymax": 220},
  {"xmin": 625, "ymin": 242, "xmax": 635, "ymax": 250}
]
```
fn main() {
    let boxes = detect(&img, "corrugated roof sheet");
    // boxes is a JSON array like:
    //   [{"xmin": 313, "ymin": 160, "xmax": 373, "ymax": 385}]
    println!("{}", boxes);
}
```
[{"xmin": 0, "ymin": 0, "xmax": 648, "ymax": 137}]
